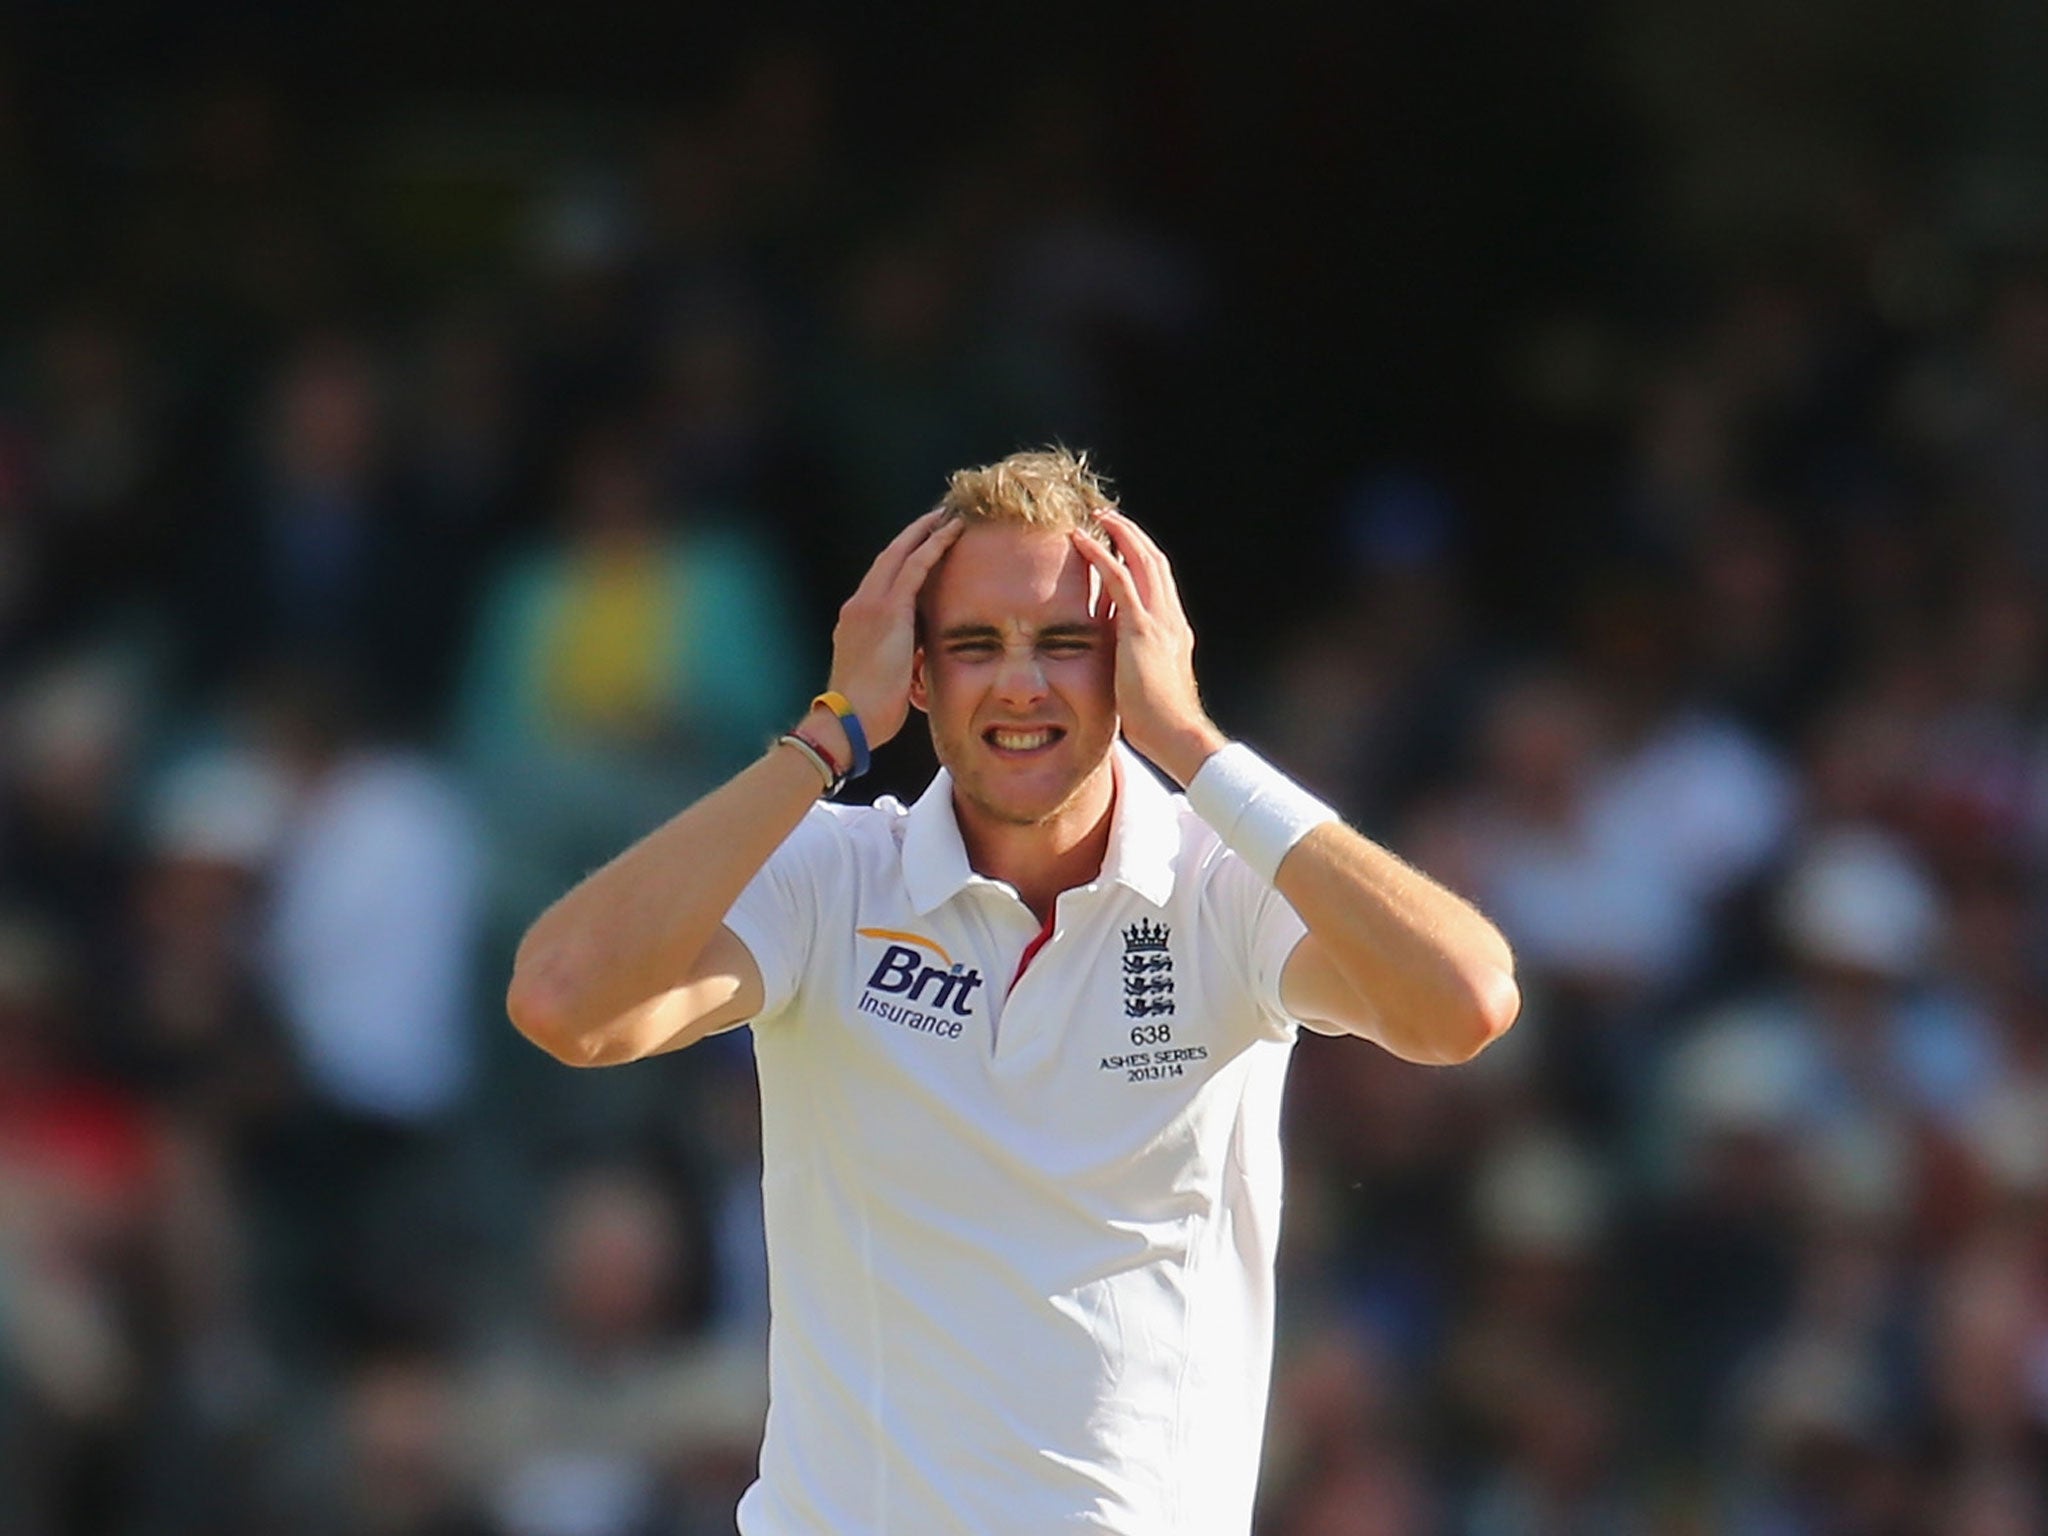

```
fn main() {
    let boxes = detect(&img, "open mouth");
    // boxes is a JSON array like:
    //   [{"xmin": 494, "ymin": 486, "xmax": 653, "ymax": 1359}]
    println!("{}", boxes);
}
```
[{"xmin": 982, "ymin": 725, "xmax": 1065, "ymax": 755}]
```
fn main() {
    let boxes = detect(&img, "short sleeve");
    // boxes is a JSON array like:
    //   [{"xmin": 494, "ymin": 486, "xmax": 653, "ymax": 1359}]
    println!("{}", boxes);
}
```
[
  {"xmin": 1204, "ymin": 847, "xmax": 1310, "ymax": 1041},
  {"xmin": 720, "ymin": 803, "xmax": 852, "ymax": 1025},
  {"xmin": 1249, "ymin": 881, "xmax": 1310, "ymax": 1029}
]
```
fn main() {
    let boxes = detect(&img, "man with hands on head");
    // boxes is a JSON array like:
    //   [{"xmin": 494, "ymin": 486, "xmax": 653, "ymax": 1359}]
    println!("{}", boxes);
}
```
[{"xmin": 507, "ymin": 449, "xmax": 1519, "ymax": 1536}]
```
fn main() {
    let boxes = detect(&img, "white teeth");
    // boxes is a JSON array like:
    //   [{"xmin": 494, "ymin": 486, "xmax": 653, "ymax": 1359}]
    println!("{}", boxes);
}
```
[{"xmin": 990, "ymin": 729, "xmax": 1055, "ymax": 751}]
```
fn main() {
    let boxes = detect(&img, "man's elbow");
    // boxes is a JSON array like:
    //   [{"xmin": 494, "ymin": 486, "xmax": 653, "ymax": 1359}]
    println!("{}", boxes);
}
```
[
  {"xmin": 506, "ymin": 958, "xmax": 608, "ymax": 1068},
  {"xmin": 1450, "ymin": 963, "xmax": 1521, "ymax": 1062},
  {"xmin": 1421, "ymin": 963, "xmax": 1520, "ymax": 1066},
  {"xmin": 507, "ymin": 975, "xmax": 570, "ymax": 1064}
]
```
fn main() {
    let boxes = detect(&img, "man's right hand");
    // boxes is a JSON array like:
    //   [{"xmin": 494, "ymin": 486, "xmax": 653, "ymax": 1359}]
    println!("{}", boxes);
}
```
[{"xmin": 816, "ymin": 510, "xmax": 964, "ymax": 751}]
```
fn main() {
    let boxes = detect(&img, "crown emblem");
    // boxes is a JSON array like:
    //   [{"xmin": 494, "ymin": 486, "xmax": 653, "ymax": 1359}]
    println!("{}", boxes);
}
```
[
  {"xmin": 1121, "ymin": 921, "xmax": 1173, "ymax": 1016},
  {"xmin": 1123, "ymin": 919, "xmax": 1170, "ymax": 954}
]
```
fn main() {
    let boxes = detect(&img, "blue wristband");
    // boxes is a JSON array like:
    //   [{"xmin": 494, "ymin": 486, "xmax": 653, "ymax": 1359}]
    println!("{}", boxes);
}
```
[{"xmin": 811, "ymin": 692, "xmax": 871, "ymax": 779}]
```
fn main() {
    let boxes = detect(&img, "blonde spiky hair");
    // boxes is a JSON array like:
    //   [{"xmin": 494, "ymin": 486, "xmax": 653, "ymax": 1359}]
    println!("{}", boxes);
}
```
[{"xmin": 935, "ymin": 446, "xmax": 1118, "ymax": 537}]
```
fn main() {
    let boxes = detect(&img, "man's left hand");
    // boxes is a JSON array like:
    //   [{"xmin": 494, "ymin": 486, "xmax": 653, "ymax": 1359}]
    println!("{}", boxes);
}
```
[{"xmin": 1070, "ymin": 511, "xmax": 1228, "ymax": 786}]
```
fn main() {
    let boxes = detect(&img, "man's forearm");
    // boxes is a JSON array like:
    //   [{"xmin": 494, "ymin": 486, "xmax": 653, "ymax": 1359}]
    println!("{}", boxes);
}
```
[
  {"xmin": 1274, "ymin": 822, "xmax": 1520, "ymax": 1063},
  {"xmin": 506, "ymin": 734, "xmax": 827, "ymax": 1052},
  {"xmin": 1177, "ymin": 738, "xmax": 1517, "ymax": 1063}
]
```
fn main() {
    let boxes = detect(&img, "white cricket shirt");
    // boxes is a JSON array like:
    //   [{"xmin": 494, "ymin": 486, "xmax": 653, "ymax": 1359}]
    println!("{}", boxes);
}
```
[{"xmin": 722, "ymin": 744, "xmax": 1308, "ymax": 1535}]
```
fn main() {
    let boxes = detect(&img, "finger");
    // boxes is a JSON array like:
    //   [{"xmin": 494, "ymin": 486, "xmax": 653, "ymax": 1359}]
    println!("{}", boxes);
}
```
[
  {"xmin": 1093, "ymin": 512, "xmax": 1161, "ymax": 609},
  {"xmin": 1077, "ymin": 542, "xmax": 1118, "ymax": 623},
  {"xmin": 888, "ymin": 514, "xmax": 966, "ymax": 599},
  {"xmin": 858, "ymin": 509, "xmax": 953, "ymax": 596},
  {"xmin": 1101, "ymin": 510, "xmax": 1183, "ymax": 609},
  {"xmin": 1071, "ymin": 528, "xmax": 1142, "ymax": 619},
  {"xmin": 1099, "ymin": 509, "xmax": 1169, "ymax": 582}
]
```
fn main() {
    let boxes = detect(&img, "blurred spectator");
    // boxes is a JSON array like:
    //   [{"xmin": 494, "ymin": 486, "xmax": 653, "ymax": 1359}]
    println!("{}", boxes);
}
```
[
  {"xmin": 255, "ymin": 669, "xmax": 480, "ymax": 1130},
  {"xmin": 1261, "ymin": 1324, "xmax": 1438, "ymax": 1536},
  {"xmin": 975, "ymin": 84, "xmax": 1210, "ymax": 450},
  {"xmin": 1447, "ymin": 1128, "xmax": 1612, "ymax": 1422},
  {"xmin": 717, "ymin": 40, "xmax": 839, "ymax": 275},
  {"xmin": 182, "ymin": 333, "xmax": 435, "ymax": 724},
  {"xmin": 1940, "ymin": 1461, "xmax": 2048, "ymax": 1536},
  {"xmin": 1459, "ymin": 1359, "xmax": 1641, "ymax": 1536},
  {"xmin": 456, "ymin": 1164, "xmax": 766, "ymax": 1536},
  {"xmin": 1573, "ymin": 568, "xmax": 1794, "ymax": 942},
  {"xmin": 28, "ymin": 309, "xmax": 173, "ymax": 635},
  {"xmin": 0, "ymin": 915, "xmax": 160, "ymax": 1536},
  {"xmin": 1262, "ymin": 471, "xmax": 1490, "ymax": 835},
  {"xmin": 0, "ymin": 645, "xmax": 155, "ymax": 958},
  {"xmin": 1928, "ymin": 272, "xmax": 2048, "ymax": 566},
  {"xmin": 113, "ymin": 745, "xmax": 295, "ymax": 1255},
  {"xmin": 1635, "ymin": 827, "xmax": 1998, "ymax": 1486},
  {"xmin": 1275, "ymin": 1031, "xmax": 1480, "ymax": 1373},
  {"xmin": 278, "ymin": 1346, "xmax": 505, "ymax": 1536},
  {"xmin": 1633, "ymin": 1008, "xmax": 1810, "ymax": 1465},
  {"xmin": 457, "ymin": 425, "xmax": 800, "ymax": 934},
  {"xmin": 1682, "ymin": 501, "xmax": 1814, "ymax": 735},
  {"xmin": 1922, "ymin": 1228, "xmax": 2048, "ymax": 1462},
  {"xmin": 350, "ymin": 1349, "xmax": 505, "ymax": 1536},
  {"xmin": 385, "ymin": 309, "xmax": 531, "ymax": 719},
  {"xmin": 1421, "ymin": 670, "xmax": 1692, "ymax": 1136},
  {"xmin": 241, "ymin": 666, "xmax": 483, "ymax": 1355},
  {"xmin": 805, "ymin": 225, "xmax": 1004, "ymax": 554},
  {"xmin": 1762, "ymin": 828, "xmax": 1995, "ymax": 1166},
  {"xmin": 1724, "ymin": 1212, "xmax": 1919, "ymax": 1533},
  {"xmin": 647, "ymin": 301, "xmax": 789, "ymax": 520},
  {"xmin": 0, "ymin": 411, "xmax": 46, "ymax": 662},
  {"xmin": 1905, "ymin": 558, "xmax": 2048, "ymax": 880},
  {"xmin": 1452, "ymin": 670, "xmax": 1695, "ymax": 1005}
]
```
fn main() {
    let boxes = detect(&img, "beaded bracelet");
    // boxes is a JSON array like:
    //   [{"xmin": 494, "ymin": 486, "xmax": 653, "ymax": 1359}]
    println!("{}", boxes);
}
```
[{"xmin": 776, "ymin": 731, "xmax": 844, "ymax": 796}]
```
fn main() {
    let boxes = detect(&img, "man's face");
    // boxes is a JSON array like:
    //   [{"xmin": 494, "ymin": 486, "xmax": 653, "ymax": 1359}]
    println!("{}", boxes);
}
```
[{"xmin": 911, "ymin": 522, "xmax": 1118, "ymax": 828}]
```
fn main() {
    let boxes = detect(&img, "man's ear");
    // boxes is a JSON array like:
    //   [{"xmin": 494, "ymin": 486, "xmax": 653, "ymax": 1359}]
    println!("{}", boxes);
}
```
[{"xmin": 908, "ymin": 646, "xmax": 930, "ymax": 714}]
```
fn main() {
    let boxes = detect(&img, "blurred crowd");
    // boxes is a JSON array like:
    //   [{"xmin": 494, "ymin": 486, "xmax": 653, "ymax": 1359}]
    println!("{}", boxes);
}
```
[
  {"xmin": 1254, "ymin": 265, "xmax": 2048, "ymax": 1532},
  {"xmin": 6, "ymin": 26, "xmax": 2048, "ymax": 1536}
]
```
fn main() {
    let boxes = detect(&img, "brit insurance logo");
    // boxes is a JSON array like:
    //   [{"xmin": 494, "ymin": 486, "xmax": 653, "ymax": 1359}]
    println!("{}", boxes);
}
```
[
  {"xmin": 1101, "ymin": 920, "xmax": 1206, "ymax": 1083},
  {"xmin": 855, "ymin": 929, "xmax": 983, "ymax": 1041}
]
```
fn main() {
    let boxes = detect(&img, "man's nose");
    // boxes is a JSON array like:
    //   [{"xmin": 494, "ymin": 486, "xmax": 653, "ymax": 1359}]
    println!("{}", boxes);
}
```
[{"xmin": 993, "ymin": 648, "xmax": 1049, "ymax": 706}]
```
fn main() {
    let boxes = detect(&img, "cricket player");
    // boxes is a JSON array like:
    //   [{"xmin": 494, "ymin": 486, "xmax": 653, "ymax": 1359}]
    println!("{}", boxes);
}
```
[{"xmin": 508, "ymin": 449, "xmax": 1519, "ymax": 1534}]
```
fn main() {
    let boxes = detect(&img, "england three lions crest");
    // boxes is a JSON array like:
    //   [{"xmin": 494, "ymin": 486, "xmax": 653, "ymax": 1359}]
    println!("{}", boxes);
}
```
[{"xmin": 1122, "ymin": 920, "xmax": 1175, "ymax": 1018}]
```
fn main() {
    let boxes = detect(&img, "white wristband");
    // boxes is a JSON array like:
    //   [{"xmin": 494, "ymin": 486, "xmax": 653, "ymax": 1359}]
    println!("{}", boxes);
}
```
[{"xmin": 1185, "ymin": 743, "xmax": 1338, "ymax": 883}]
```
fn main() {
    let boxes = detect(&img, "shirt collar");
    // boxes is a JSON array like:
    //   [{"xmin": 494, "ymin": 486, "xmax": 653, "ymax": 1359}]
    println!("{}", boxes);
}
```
[{"xmin": 901, "ymin": 741, "xmax": 1181, "ymax": 915}]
